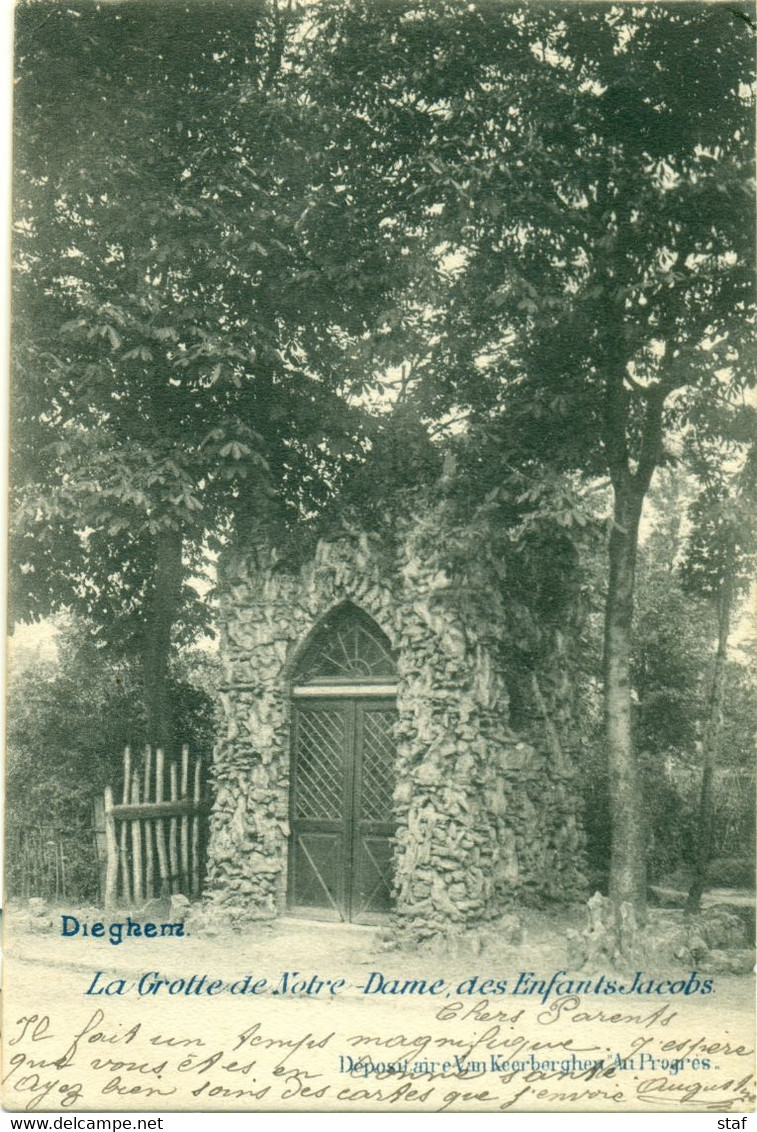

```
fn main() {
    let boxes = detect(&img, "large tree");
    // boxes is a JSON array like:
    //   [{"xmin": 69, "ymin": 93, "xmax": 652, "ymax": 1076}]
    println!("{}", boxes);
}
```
[
  {"xmin": 297, "ymin": 0, "xmax": 755, "ymax": 910},
  {"xmin": 11, "ymin": 0, "xmax": 402, "ymax": 751},
  {"xmin": 13, "ymin": 1, "xmax": 754, "ymax": 912}
]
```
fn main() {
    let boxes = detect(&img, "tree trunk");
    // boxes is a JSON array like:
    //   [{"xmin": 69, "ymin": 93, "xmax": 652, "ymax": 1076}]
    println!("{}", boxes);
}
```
[
  {"xmin": 142, "ymin": 526, "xmax": 183, "ymax": 758},
  {"xmin": 604, "ymin": 479, "xmax": 647, "ymax": 913},
  {"xmin": 685, "ymin": 581, "xmax": 732, "ymax": 916}
]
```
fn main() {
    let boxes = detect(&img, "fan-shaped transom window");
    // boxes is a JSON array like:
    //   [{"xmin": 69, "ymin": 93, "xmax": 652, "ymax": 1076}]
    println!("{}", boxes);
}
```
[{"xmin": 293, "ymin": 604, "xmax": 397, "ymax": 686}]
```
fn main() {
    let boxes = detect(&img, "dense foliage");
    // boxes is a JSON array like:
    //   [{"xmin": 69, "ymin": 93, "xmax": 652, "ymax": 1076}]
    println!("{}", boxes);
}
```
[
  {"xmin": 12, "ymin": 0, "xmax": 401, "ymax": 750},
  {"xmin": 7, "ymin": 620, "xmax": 219, "ymax": 825}
]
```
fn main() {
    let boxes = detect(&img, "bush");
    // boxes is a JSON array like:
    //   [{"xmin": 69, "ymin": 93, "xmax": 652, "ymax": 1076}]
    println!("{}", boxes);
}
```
[{"xmin": 706, "ymin": 856, "xmax": 755, "ymax": 890}]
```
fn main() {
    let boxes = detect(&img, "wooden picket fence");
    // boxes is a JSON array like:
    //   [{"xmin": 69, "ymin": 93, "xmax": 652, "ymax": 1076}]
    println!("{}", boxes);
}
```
[{"xmin": 103, "ymin": 745, "xmax": 205, "ymax": 910}]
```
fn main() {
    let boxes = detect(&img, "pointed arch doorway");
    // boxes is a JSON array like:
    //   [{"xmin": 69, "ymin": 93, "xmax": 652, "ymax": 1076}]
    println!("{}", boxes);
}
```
[{"xmin": 287, "ymin": 604, "xmax": 398, "ymax": 923}]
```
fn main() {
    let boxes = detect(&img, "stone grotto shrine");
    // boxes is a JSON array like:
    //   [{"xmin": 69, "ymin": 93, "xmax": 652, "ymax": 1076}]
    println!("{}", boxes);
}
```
[{"xmin": 205, "ymin": 514, "xmax": 586, "ymax": 938}]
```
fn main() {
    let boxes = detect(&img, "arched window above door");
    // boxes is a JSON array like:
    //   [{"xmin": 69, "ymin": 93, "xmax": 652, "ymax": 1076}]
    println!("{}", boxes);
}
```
[{"xmin": 292, "ymin": 603, "xmax": 397, "ymax": 689}]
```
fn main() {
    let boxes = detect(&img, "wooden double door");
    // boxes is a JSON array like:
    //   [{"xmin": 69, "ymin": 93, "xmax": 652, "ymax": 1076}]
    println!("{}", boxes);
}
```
[{"xmin": 288, "ymin": 697, "xmax": 397, "ymax": 922}]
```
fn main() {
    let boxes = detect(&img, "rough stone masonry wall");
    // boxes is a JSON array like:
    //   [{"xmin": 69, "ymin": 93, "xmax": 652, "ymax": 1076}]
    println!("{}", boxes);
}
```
[{"xmin": 205, "ymin": 523, "xmax": 585, "ymax": 936}]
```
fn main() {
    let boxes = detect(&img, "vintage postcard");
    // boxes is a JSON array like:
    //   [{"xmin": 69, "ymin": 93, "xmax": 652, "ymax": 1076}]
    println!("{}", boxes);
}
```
[{"xmin": 4, "ymin": 0, "xmax": 755, "ymax": 1117}]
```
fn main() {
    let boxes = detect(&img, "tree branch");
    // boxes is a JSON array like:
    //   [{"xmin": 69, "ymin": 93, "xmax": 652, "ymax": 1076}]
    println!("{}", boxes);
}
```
[
  {"xmin": 603, "ymin": 366, "xmax": 631, "ymax": 488},
  {"xmin": 634, "ymin": 383, "xmax": 667, "ymax": 494}
]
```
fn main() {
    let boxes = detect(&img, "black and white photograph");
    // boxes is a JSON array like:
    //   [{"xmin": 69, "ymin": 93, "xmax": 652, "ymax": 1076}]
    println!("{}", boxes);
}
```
[{"xmin": 4, "ymin": 0, "xmax": 756, "ymax": 1118}]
